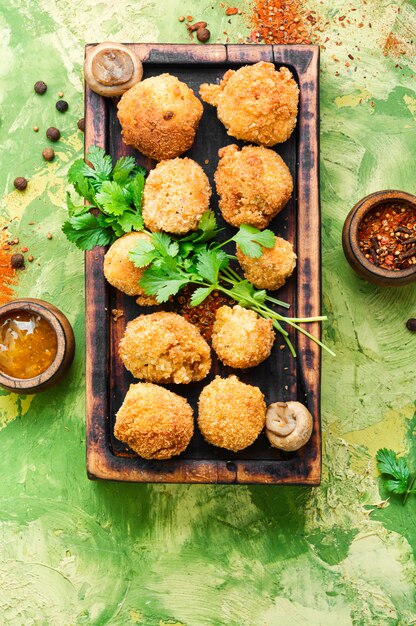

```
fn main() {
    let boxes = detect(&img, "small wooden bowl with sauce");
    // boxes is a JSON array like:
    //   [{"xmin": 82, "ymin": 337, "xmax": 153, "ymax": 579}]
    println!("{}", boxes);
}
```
[
  {"xmin": 342, "ymin": 190, "xmax": 416, "ymax": 286},
  {"xmin": 0, "ymin": 298, "xmax": 75, "ymax": 394}
]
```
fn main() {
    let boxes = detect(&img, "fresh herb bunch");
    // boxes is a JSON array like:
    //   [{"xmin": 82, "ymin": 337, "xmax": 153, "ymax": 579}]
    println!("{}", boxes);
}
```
[
  {"xmin": 129, "ymin": 214, "xmax": 333, "ymax": 357},
  {"xmin": 376, "ymin": 448, "xmax": 416, "ymax": 505},
  {"xmin": 62, "ymin": 146, "xmax": 145, "ymax": 249}
]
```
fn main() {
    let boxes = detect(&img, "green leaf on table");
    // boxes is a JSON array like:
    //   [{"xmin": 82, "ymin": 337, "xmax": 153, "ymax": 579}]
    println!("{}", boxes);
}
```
[
  {"xmin": 95, "ymin": 180, "xmax": 131, "ymax": 216},
  {"xmin": 139, "ymin": 261, "xmax": 189, "ymax": 302},
  {"xmin": 190, "ymin": 286, "xmax": 214, "ymax": 306},
  {"xmin": 231, "ymin": 280, "xmax": 266, "ymax": 306},
  {"xmin": 376, "ymin": 448, "xmax": 410, "ymax": 495},
  {"xmin": 151, "ymin": 232, "xmax": 179, "ymax": 258},
  {"xmin": 68, "ymin": 159, "xmax": 87, "ymax": 184},
  {"xmin": 233, "ymin": 224, "xmax": 275, "ymax": 258},
  {"xmin": 196, "ymin": 248, "xmax": 228, "ymax": 283},
  {"xmin": 85, "ymin": 145, "xmax": 113, "ymax": 180},
  {"xmin": 129, "ymin": 238, "xmax": 158, "ymax": 268},
  {"xmin": 129, "ymin": 172, "xmax": 145, "ymax": 211},
  {"xmin": 112, "ymin": 156, "xmax": 137, "ymax": 184},
  {"xmin": 66, "ymin": 192, "xmax": 88, "ymax": 217},
  {"xmin": 62, "ymin": 213, "xmax": 113, "ymax": 250},
  {"xmin": 117, "ymin": 210, "xmax": 144, "ymax": 233}
]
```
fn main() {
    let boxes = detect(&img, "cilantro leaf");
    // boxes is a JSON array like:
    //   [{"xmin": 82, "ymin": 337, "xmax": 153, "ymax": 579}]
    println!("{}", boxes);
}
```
[
  {"xmin": 117, "ymin": 210, "xmax": 144, "ymax": 233},
  {"xmin": 232, "ymin": 280, "xmax": 266, "ymax": 306},
  {"xmin": 196, "ymin": 249, "xmax": 228, "ymax": 283},
  {"xmin": 62, "ymin": 213, "xmax": 113, "ymax": 250},
  {"xmin": 68, "ymin": 159, "xmax": 87, "ymax": 184},
  {"xmin": 376, "ymin": 448, "xmax": 410, "ymax": 496},
  {"xmin": 85, "ymin": 145, "xmax": 113, "ymax": 180},
  {"xmin": 181, "ymin": 211, "xmax": 222, "ymax": 244},
  {"xmin": 151, "ymin": 232, "xmax": 179, "ymax": 258},
  {"xmin": 66, "ymin": 192, "xmax": 88, "ymax": 217},
  {"xmin": 129, "ymin": 238, "xmax": 158, "ymax": 268},
  {"xmin": 190, "ymin": 286, "xmax": 214, "ymax": 306},
  {"xmin": 129, "ymin": 172, "xmax": 145, "ymax": 212},
  {"xmin": 139, "ymin": 262, "xmax": 189, "ymax": 302},
  {"xmin": 233, "ymin": 225, "xmax": 275, "ymax": 258},
  {"xmin": 112, "ymin": 156, "xmax": 137, "ymax": 184},
  {"xmin": 95, "ymin": 181, "xmax": 131, "ymax": 216}
]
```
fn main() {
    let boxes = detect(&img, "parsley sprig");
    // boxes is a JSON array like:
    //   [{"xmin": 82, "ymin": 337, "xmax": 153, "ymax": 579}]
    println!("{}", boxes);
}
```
[
  {"xmin": 376, "ymin": 448, "xmax": 416, "ymax": 505},
  {"xmin": 62, "ymin": 146, "xmax": 145, "ymax": 249},
  {"xmin": 129, "ymin": 214, "xmax": 333, "ymax": 357}
]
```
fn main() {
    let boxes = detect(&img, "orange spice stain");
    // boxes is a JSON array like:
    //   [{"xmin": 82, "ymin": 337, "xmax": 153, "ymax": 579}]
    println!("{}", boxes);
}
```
[{"xmin": 0, "ymin": 246, "xmax": 17, "ymax": 305}]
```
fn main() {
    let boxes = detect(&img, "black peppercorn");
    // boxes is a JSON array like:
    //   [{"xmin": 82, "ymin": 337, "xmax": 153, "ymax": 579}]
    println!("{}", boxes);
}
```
[
  {"xmin": 197, "ymin": 27, "xmax": 211, "ymax": 42},
  {"xmin": 34, "ymin": 81, "xmax": 47, "ymax": 95},
  {"xmin": 46, "ymin": 127, "xmax": 60, "ymax": 142},
  {"xmin": 13, "ymin": 177, "xmax": 28, "ymax": 191},
  {"xmin": 10, "ymin": 253, "xmax": 25, "ymax": 269},
  {"xmin": 56, "ymin": 100, "xmax": 68, "ymax": 113},
  {"xmin": 42, "ymin": 148, "xmax": 55, "ymax": 161},
  {"xmin": 406, "ymin": 318, "xmax": 416, "ymax": 331},
  {"xmin": 77, "ymin": 118, "xmax": 85, "ymax": 132}
]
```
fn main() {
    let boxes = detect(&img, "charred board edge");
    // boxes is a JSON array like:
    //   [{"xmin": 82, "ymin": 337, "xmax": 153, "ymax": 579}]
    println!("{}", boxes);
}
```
[{"xmin": 84, "ymin": 44, "xmax": 321, "ymax": 485}]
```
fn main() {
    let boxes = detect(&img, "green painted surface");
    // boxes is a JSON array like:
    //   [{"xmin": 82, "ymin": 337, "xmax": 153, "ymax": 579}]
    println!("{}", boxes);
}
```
[{"xmin": 0, "ymin": 0, "xmax": 415, "ymax": 624}]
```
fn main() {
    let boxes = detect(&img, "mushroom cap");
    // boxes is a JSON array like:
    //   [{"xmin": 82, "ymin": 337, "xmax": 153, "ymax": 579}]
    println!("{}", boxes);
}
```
[
  {"xmin": 84, "ymin": 42, "xmax": 143, "ymax": 97},
  {"xmin": 266, "ymin": 401, "xmax": 313, "ymax": 451}
]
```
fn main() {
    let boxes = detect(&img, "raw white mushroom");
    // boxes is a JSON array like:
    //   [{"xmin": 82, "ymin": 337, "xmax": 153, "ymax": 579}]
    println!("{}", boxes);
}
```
[
  {"xmin": 84, "ymin": 42, "xmax": 143, "ymax": 97},
  {"xmin": 266, "ymin": 401, "xmax": 313, "ymax": 451}
]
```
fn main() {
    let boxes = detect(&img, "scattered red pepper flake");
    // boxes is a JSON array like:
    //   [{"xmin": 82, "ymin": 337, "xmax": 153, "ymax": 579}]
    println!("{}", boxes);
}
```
[
  {"xmin": 225, "ymin": 7, "xmax": 239, "ymax": 15},
  {"xmin": 176, "ymin": 286, "xmax": 233, "ymax": 341},
  {"xmin": 0, "ymin": 246, "xmax": 17, "ymax": 305}
]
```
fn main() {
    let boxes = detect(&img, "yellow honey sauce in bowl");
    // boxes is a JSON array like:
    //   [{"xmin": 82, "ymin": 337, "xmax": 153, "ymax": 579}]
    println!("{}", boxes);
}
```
[
  {"xmin": 0, "ymin": 299, "xmax": 75, "ymax": 393},
  {"xmin": 0, "ymin": 310, "xmax": 58, "ymax": 379}
]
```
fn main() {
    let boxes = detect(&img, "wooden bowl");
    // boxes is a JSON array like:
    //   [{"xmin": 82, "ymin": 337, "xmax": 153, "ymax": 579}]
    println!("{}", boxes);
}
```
[
  {"xmin": 0, "ymin": 298, "xmax": 75, "ymax": 394},
  {"xmin": 342, "ymin": 190, "xmax": 416, "ymax": 286}
]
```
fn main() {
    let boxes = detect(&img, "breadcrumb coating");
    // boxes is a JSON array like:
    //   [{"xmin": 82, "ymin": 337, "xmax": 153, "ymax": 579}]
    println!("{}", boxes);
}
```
[
  {"xmin": 198, "ymin": 375, "xmax": 266, "ymax": 452},
  {"xmin": 119, "ymin": 312, "xmax": 211, "ymax": 384},
  {"xmin": 236, "ymin": 236, "xmax": 297, "ymax": 290},
  {"xmin": 143, "ymin": 158, "xmax": 211, "ymax": 234},
  {"xmin": 212, "ymin": 305, "xmax": 275, "ymax": 368},
  {"xmin": 114, "ymin": 383, "xmax": 194, "ymax": 459},
  {"xmin": 103, "ymin": 232, "xmax": 159, "ymax": 306},
  {"xmin": 117, "ymin": 74, "xmax": 203, "ymax": 161},
  {"xmin": 215, "ymin": 144, "xmax": 293, "ymax": 229},
  {"xmin": 199, "ymin": 62, "xmax": 299, "ymax": 145}
]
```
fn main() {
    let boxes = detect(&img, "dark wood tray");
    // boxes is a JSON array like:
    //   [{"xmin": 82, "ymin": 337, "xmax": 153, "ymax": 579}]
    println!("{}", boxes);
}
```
[{"xmin": 85, "ymin": 44, "xmax": 321, "ymax": 484}]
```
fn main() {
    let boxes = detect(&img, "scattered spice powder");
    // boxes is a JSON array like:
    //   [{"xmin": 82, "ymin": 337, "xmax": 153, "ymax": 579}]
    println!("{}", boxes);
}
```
[
  {"xmin": 176, "ymin": 286, "xmax": 233, "ymax": 341},
  {"xmin": 251, "ymin": 0, "xmax": 315, "ymax": 44},
  {"xmin": 226, "ymin": 7, "xmax": 239, "ymax": 15},
  {"xmin": 358, "ymin": 202, "xmax": 416, "ymax": 270},
  {"xmin": 0, "ymin": 247, "xmax": 17, "ymax": 305}
]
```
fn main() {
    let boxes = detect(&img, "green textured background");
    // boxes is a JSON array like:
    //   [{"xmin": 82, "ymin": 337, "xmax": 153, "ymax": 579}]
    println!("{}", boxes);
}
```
[{"xmin": 0, "ymin": 1, "xmax": 415, "ymax": 624}]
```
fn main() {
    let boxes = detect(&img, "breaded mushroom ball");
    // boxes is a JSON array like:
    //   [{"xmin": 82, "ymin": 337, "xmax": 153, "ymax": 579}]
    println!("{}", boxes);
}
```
[
  {"xmin": 236, "ymin": 236, "xmax": 297, "ymax": 291},
  {"xmin": 200, "ymin": 62, "xmax": 299, "ymax": 145},
  {"xmin": 212, "ymin": 305, "xmax": 275, "ymax": 368},
  {"xmin": 119, "ymin": 312, "xmax": 211, "ymax": 384},
  {"xmin": 114, "ymin": 383, "xmax": 194, "ymax": 459},
  {"xmin": 103, "ymin": 231, "xmax": 158, "ymax": 306},
  {"xmin": 117, "ymin": 74, "xmax": 203, "ymax": 161},
  {"xmin": 143, "ymin": 158, "xmax": 211, "ymax": 234},
  {"xmin": 215, "ymin": 144, "xmax": 293, "ymax": 229},
  {"xmin": 198, "ymin": 376, "xmax": 266, "ymax": 452}
]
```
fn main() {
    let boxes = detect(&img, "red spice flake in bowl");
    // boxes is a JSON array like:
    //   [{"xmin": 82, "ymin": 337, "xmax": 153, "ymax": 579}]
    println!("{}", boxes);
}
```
[{"xmin": 358, "ymin": 202, "xmax": 416, "ymax": 270}]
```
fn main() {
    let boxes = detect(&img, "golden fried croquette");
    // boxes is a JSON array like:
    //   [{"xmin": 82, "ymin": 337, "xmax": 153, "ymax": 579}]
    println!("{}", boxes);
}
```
[
  {"xmin": 142, "ymin": 158, "xmax": 211, "ymax": 234},
  {"xmin": 103, "ymin": 232, "xmax": 159, "ymax": 306},
  {"xmin": 200, "ymin": 62, "xmax": 299, "ymax": 145},
  {"xmin": 119, "ymin": 312, "xmax": 211, "ymax": 384},
  {"xmin": 236, "ymin": 236, "xmax": 297, "ymax": 290},
  {"xmin": 114, "ymin": 382, "xmax": 194, "ymax": 459},
  {"xmin": 215, "ymin": 144, "xmax": 293, "ymax": 229},
  {"xmin": 212, "ymin": 305, "xmax": 275, "ymax": 368},
  {"xmin": 198, "ymin": 375, "xmax": 266, "ymax": 452},
  {"xmin": 117, "ymin": 74, "xmax": 203, "ymax": 161}
]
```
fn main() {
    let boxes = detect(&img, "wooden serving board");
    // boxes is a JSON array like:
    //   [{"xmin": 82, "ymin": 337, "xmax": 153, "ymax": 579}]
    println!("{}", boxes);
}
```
[{"xmin": 85, "ymin": 44, "xmax": 321, "ymax": 484}]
